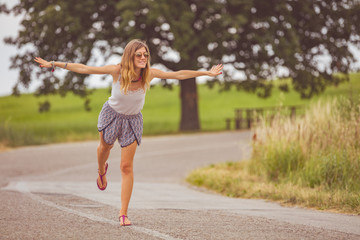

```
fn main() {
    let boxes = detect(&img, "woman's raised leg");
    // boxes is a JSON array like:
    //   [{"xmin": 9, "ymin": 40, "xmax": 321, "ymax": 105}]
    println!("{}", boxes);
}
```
[
  {"xmin": 119, "ymin": 140, "xmax": 137, "ymax": 226},
  {"xmin": 97, "ymin": 131, "xmax": 113, "ymax": 189}
]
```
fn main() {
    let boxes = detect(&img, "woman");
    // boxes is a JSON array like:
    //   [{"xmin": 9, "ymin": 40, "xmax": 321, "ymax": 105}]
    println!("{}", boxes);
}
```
[{"xmin": 34, "ymin": 39, "xmax": 223, "ymax": 226}]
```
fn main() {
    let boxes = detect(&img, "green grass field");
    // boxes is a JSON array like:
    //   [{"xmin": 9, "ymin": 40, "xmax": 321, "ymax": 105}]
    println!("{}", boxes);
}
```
[{"xmin": 1, "ymin": 73, "xmax": 360, "ymax": 147}]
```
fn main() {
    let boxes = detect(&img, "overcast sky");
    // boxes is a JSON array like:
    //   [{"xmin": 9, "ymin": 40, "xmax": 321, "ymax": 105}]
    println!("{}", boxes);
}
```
[
  {"xmin": 0, "ymin": 0, "xmax": 112, "ymax": 96},
  {"xmin": 1, "ymin": 1, "xmax": 359, "ymax": 97},
  {"xmin": 0, "ymin": 1, "xmax": 21, "ymax": 96}
]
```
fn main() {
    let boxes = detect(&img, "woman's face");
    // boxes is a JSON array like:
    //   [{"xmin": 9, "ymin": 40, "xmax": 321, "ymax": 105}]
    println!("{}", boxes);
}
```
[{"xmin": 134, "ymin": 47, "xmax": 149, "ymax": 69}]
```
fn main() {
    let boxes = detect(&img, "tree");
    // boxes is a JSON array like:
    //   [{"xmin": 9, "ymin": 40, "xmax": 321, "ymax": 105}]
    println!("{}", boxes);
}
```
[{"xmin": 1, "ymin": 0, "xmax": 360, "ymax": 129}]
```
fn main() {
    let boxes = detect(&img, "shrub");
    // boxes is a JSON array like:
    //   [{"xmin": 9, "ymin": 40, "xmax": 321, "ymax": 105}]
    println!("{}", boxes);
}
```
[{"xmin": 251, "ymin": 96, "xmax": 360, "ymax": 192}]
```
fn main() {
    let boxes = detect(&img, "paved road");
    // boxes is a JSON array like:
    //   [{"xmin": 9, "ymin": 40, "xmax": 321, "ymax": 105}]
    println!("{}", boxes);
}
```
[{"xmin": 1, "ymin": 131, "xmax": 359, "ymax": 240}]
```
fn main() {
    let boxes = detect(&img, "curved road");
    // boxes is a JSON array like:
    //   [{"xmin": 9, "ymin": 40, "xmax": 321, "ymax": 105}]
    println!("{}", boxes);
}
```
[{"xmin": 1, "ymin": 131, "xmax": 359, "ymax": 240}]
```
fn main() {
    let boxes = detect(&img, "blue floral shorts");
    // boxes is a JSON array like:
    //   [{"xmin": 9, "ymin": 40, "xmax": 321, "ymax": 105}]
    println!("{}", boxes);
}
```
[{"xmin": 97, "ymin": 101, "xmax": 143, "ymax": 147}]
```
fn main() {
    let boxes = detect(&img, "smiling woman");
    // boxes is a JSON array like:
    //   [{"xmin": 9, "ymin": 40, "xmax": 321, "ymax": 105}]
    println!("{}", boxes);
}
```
[{"xmin": 33, "ymin": 39, "xmax": 223, "ymax": 227}]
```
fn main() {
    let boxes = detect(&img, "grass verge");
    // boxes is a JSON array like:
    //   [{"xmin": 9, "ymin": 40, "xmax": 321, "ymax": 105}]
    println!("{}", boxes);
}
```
[
  {"xmin": 187, "ymin": 161, "xmax": 360, "ymax": 214},
  {"xmin": 187, "ymin": 95, "xmax": 360, "ymax": 214}
]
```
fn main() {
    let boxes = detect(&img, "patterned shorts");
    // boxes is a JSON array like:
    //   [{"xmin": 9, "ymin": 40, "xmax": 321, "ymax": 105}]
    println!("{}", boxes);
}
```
[{"xmin": 97, "ymin": 101, "xmax": 143, "ymax": 147}]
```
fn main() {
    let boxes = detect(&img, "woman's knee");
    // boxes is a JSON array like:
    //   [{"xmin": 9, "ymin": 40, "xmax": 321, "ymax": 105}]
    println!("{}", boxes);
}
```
[
  {"xmin": 120, "ymin": 162, "xmax": 133, "ymax": 175},
  {"xmin": 98, "ymin": 142, "xmax": 113, "ymax": 153}
]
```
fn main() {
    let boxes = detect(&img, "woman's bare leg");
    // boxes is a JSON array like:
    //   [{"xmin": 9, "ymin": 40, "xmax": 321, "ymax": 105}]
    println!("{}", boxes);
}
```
[
  {"xmin": 97, "ymin": 131, "xmax": 113, "ymax": 189},
  {"xmin": 119, "ymin": 140, "xmax": 137, "ymax": 225}
]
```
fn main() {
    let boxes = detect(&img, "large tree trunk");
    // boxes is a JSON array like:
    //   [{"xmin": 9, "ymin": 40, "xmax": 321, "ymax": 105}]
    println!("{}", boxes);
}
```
[{"xmin": 179, "ymin": 78, "xmax": 200, "ymax": 131}]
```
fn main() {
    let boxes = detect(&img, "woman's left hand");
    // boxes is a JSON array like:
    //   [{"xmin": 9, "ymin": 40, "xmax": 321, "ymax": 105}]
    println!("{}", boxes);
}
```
[
  {"xmin": 208, "ymin": 64, "xmax": 223, "ymax": 77},
  {"xmin": 34, "ymin": 57, "xmax": 52, "ymax": 68}
]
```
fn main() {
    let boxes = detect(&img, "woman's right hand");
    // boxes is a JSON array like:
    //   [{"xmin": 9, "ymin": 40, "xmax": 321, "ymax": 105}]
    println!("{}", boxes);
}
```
[{"xmin": 34, "ymin": 57, "xmax": 52, "ymax": 68}]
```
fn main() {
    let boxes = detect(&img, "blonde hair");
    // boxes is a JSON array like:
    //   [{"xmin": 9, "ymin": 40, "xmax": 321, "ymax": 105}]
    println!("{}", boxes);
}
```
[{"xmin": 119, "ymin": 39, "xmax": 151, "ymax": 94}]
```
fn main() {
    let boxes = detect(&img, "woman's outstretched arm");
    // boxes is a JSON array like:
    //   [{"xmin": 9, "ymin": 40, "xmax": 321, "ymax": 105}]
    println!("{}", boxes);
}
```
[
  {"xmin": 33, "ymin": 57, "xmax": 119, "ymax": 75},
  {"xmin": 150, "ymin": 64, "xmax": 223, "ymax": 80}
]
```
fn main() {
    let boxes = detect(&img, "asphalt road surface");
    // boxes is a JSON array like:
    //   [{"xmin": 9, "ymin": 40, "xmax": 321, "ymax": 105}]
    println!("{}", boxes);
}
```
[{"xmin": 1, "ymin": 131, "xmax": 359, "ymax": 240}]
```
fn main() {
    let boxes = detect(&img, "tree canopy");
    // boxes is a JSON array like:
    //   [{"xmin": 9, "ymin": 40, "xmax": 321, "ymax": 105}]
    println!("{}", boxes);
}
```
[{"xmin": 2, "ymin": 0, "xmax": 360, "ymax": 129}]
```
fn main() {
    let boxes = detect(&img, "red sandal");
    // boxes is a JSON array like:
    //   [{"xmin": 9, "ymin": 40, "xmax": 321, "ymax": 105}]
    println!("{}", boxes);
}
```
[
  {"xmin": 97, "ymin": 162, "xmax": 108, "ymax": 191},
  {"xmin": 119, "ymin": 215, "xmax": 132, "ymax": 226}
]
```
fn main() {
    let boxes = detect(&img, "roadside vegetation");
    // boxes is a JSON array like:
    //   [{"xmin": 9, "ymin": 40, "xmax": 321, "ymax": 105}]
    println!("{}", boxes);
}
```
[{"xmin": 187, "ymin": 85, "xmax": 360, "ymax": 214}]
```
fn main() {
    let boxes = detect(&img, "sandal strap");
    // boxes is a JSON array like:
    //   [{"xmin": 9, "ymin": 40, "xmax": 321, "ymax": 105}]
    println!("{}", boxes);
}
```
[
  {"xmin": 97, "ymin": 163, "xmax": 108, "ymax": 187},
  {"xmin": 119, "ymin": 215, "xmax": 128, "ymax": 225}
]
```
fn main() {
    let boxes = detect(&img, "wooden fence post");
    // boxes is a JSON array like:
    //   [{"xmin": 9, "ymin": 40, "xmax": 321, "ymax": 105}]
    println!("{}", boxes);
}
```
[
  {"xmin": 226, "ymin": 105, "xmax": 302, "ymax": 131},
  {"xmin": 291, "ymin": 106, "xmax": 296, "ymax": 119},
  {"xmin": 246, "ymin": 109, "xmax": 252, "ymax": 129},
  {"xmin": 235, "ymin": 109, "xmax": 242, "ymax": 129},
  {"xmin": 226, "ymin": 118, "xmax": 231, "ymax": 130}
]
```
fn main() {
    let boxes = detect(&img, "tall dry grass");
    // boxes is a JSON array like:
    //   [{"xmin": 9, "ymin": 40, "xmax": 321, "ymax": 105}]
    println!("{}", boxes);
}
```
[
  {"xmin": 251, "ymin": 96, "xmax": 360, "ymax": 192},
  {"xmin": 187, "ymin": 95, "xmax": 360, "ymax": 213}
]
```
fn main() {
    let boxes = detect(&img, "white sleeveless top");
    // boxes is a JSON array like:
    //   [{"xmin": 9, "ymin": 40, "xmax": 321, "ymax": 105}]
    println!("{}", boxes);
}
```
[{"xmin": 108, "ymin": 80, "xmax": 146, "ymax": 115}]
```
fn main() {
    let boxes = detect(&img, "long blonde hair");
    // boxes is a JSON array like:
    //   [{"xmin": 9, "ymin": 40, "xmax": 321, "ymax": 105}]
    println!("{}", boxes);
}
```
[{"xmin": 119, "ymin": 39, "xmax": 151, "ymax": 94}]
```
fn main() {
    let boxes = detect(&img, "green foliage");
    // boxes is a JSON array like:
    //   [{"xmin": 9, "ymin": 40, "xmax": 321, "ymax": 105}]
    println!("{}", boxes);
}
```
[
  {"xmin": 251, "ymin": 94, "xmax": 360, "ymax": 192},
  {"xmin": 1, "ymin": 0, "xmax": 360, "ymax": 101},
  {"xmin": 302, "ymin": 151, "xmax": 358, "ymax": 190},
  {"xmin": 84, "ymin": 98, "xmax": 91, "ymax": 112},
  {"xmin": 38, "ymin": 100, "xmax": 51, "ymax": 113},
  {"xmin": 278, "ymin": 83, "xmax": 289, "ymax": 93},
  {"xmin": 251, "ymin": 143, "xmax": 306, "ymax": 181}
]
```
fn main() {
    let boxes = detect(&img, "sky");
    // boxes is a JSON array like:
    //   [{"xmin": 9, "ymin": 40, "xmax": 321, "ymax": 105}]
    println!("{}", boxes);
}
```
[
  {"xmin": 0, "ymin": 0, "xmax": 112, "ymax": 96},
  {"xmin": 0, "ymin": 1, "xmax": 22, "ymax": 96},
  {"xmin": 1, "ymin": 1, "xmax": 359, "ymax": 97}
]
